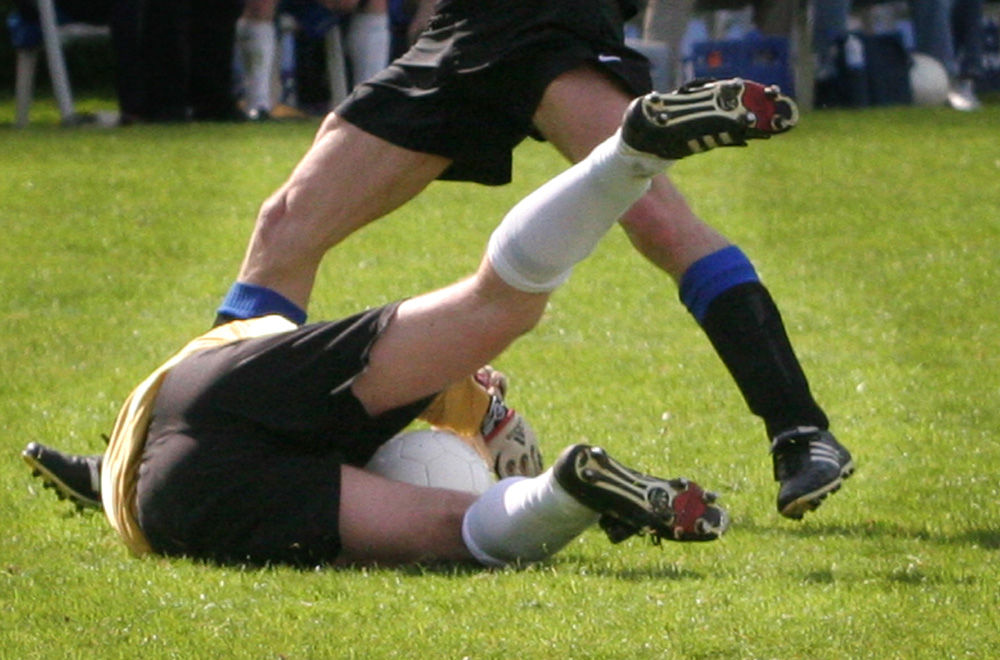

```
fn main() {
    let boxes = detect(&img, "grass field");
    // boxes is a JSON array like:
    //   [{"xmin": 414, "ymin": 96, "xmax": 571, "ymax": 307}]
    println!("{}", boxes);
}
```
[{"xmin": 2, "ymin": 95, "xmax": 999, "ymax": 659}]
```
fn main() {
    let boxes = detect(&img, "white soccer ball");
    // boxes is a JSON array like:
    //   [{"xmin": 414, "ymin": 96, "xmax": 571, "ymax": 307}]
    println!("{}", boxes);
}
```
[
  {"xmin": 365, "ymin": 429, "xmax": 496, "ymax": 494},
  {"xmin": 909, "ymin": 53, "xmax": 949, "ymax": 106}
]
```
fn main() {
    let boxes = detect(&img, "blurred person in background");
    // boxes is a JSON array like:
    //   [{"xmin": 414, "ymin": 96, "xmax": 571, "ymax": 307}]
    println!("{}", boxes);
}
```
[
  {"xmin": 813, "ymin": 0, "xmax": 986, "ymax": 111},
  {"xmin": 235, "ymin": 0, "xmax": 390, "ymax": 119}
]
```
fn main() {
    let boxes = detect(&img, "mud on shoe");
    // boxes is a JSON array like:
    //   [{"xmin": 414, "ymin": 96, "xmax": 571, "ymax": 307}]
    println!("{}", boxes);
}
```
[
  {"xmin": 772, "ymin": 427, "xmax": 854, "ymax": 519},
  {"xmin": 554, "ymin": 444, "xmax": 728, "ymax": 544},
  {"xmin": 22, "ymin": 442, "xmax": 102, "ymax": 510},
  {"xmin": 622, "ymin": 78, "xmax": 799, "ymax": 160}
]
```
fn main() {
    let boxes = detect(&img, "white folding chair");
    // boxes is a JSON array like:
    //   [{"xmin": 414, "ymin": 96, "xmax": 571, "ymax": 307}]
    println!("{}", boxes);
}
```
[{"xmin": 13, "ymin": 0, "xmax": 111, "ymax": 126}]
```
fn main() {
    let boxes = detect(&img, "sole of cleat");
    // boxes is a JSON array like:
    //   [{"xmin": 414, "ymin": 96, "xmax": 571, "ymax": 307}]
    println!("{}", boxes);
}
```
[
  {"xmin": 22, "ymin": 450, "xmax": 101, "ymax": 510},
  {"xmin": 574, "ymin": 447, "xmax": 725, "ymax": 542}
]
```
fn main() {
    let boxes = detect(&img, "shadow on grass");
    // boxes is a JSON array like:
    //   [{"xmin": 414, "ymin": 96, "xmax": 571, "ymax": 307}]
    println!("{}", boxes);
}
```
[
  {"xmin": 379, "ymin": 556, "xmax": 705, "ymax": 582},
  {"xmin": 739, "ymin": 518, "xmax": 1000, "ymax": 549},
  {"xmin": 571, "ymin": 562, "xmax": 705, "ymax": 583}
]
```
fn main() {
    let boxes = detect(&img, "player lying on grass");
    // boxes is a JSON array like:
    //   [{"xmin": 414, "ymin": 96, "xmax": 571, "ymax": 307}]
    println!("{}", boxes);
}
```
[{"xmin": 21, "ymin": 80, "xmax": 799, "ymax": 566}]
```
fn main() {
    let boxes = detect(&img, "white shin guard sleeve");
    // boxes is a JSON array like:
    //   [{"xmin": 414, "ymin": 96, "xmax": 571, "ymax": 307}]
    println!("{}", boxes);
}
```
[
  {"xmin": 486, "ymin": 132, "xmax": 669, "ymax": 293},
  {"xmin": 462, "ymin": 472, "xmax": 600, "ymax": 567}
]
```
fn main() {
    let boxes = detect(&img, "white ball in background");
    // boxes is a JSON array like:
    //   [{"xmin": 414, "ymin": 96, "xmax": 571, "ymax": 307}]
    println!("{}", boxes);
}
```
[{"xmin": 909, "ymin": 53, "xmax": 950, "ymax": 106}]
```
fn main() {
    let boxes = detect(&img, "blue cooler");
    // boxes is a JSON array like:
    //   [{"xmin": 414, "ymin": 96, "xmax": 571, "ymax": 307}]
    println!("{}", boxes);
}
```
[{"xmin": 686, "ymin": 32, "xmax": 794, "ymax": 97}]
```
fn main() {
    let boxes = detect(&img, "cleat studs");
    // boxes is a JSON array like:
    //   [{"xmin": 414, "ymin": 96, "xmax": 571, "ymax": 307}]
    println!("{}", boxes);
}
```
[{"xmin": 667, "ymin": 477, "xmax": 689, "ymax": 491}]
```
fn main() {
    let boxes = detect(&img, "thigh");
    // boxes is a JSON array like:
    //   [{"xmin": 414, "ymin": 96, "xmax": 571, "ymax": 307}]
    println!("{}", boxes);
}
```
[
  {"xmin": 335, "ymin": 465, "xmax": 478, "ymax": 566},
  {"xmin": 533, "ymin": 64, "xmax": 638, "ymax": 162}
]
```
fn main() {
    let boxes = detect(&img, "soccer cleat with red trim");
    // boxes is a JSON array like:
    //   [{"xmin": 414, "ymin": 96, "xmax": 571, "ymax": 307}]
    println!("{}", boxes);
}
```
[
  {"xmin": 553, "ymin": 444, "xmax": 728, "ymax": 544},
  {"xmin": 621, "ymin": 78, "xmax": 799, "ymax": 160}
]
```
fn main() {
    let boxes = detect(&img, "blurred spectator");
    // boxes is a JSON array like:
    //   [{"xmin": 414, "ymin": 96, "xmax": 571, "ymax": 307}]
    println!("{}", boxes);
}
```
[
  {"xmin": 234, "ymin": 0, "xmax": 389, "ymax": 119},
  {"xmin": 387, "ymin": 0, "xmax": 434, "ymax": 59},
  {"xmin": 942, "ymin": 0, "xmax": 985, "ymax": 109},
  {"xmin": 814, "ymin": 0, "xmax": 985, "ymax": 111},
  {"xmin": 236, "ymin": 0, "xmax": 281, "ymax": 120},
  {"xmin": 113, "ymin": 0, "xmax": 245, "ymax": 123},
  {"xmin": 15, "ymin": 0, "xmax": 245, "ymax": 122}
]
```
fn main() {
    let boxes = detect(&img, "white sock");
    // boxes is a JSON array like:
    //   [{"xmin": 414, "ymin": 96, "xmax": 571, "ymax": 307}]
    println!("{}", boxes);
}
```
[
  {"xmin": 346, "ymin": 12, "xmax": 390, "ymax": 87},
  {"xmin": 486, "ymin": 131, "xmax": 673, "ymax": 293},
  {"xmin": 237, "ymin": 18, "xmax": 277, "ymax": 111},
  {"xmin": 461, "ymin": 472, "xmax": 600, "ymax": 567}
]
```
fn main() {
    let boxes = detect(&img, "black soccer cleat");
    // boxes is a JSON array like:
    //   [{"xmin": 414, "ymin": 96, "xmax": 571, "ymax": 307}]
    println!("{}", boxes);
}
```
[
  {"xmin": 772, "ymin": 427, "xmax": 854, "ymax": 519},
  {"xmin": 553, "ymin": 444, "xmax": 728, "ymax": 544},
  {"xmin": 621, "ymin": 78, "xmax": 799, "ymax": 160},
  {"xmin": 22, "ymin": 442, "xmax": 103, "ymax": 510}
]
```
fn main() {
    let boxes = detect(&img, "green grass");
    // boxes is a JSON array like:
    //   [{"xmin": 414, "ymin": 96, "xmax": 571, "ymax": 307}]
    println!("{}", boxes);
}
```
[{"xmin": 2, "ymin": 97, "xmax": 999, "ymax": 659}]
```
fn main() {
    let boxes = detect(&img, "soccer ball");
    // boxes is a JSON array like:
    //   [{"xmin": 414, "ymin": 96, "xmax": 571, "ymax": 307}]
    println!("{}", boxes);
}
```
[
  {"xmin": 365, "ymin": 429, "xmax": 496, "ymax": 494},
  {"xmin": 909, "ymin": 53, "xmax": 949, "ymax": 106}
]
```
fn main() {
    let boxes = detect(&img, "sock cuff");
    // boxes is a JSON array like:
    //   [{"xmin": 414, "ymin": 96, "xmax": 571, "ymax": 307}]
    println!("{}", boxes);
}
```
[
  {"xmin": 486, "ymin": 229, "xmax": 572, "ymax": 293},
  {"xmin": 679, "ymin": 245, "xmax": 760, "ymax": 323},
  {"xmin": 461, "ymin": 477, "xmax": 527, "ymax": 568},
  {"xmin": 217, "ymin": 282, "xmax": 307, "ymax": 325}
]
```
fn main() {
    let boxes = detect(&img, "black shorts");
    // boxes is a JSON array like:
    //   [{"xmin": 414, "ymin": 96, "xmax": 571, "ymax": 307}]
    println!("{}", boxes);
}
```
[
  {"xmin": 135, "ymin": 303, "xmax": 434, "ymax": 566},
  {"xmin": 337, "ymin": 0, "xmax": 652, "ymax": 185}
]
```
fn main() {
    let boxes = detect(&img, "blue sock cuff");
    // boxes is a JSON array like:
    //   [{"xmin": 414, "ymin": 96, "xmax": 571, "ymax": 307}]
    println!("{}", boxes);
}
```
[
  {"xmin": 679, "ymin": 246, "xmax": 760, "ymax": 323},
  {"xmin": 217, "ymin": 282, "xmax": 307, "ymax": 325}
]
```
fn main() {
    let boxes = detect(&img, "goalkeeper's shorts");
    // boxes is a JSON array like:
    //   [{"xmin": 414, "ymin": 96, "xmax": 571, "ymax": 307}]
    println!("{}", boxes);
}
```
[{"xmin": 136, "ymin": 302, "xmax": 431, "ymax": 566}]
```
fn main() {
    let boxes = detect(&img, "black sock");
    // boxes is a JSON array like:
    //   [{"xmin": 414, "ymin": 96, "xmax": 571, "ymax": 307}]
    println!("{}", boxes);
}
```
[{"xmin": 699, "ymin": 281, "xmax": 829, "ymax": 439}]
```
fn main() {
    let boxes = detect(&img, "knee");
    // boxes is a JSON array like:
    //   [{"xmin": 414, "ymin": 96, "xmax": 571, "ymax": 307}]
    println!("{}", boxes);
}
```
[
  {"xmin": 250, "ymin": 189, "xmax": 327, "ymax": 264},
  {"xmin": 476, "ymin": 269, "xmax": 549, "ymax": 341}
]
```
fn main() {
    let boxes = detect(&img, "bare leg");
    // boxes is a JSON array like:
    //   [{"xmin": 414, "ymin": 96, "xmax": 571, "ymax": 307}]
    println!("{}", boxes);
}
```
[
  {"xmin": 335, "ymin": 465, "xmax": 477, "ymax": 565},
  {"xmin": 354, "ymin": 264, "xmax": 548, "ymax": 416},
  {"xmin": 336, "ymin": 457, "xmax": 601, "ymax": 567},
  {"xmin": 236, "ymin": 114, "xmax": 451, "ymax": 309}
]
